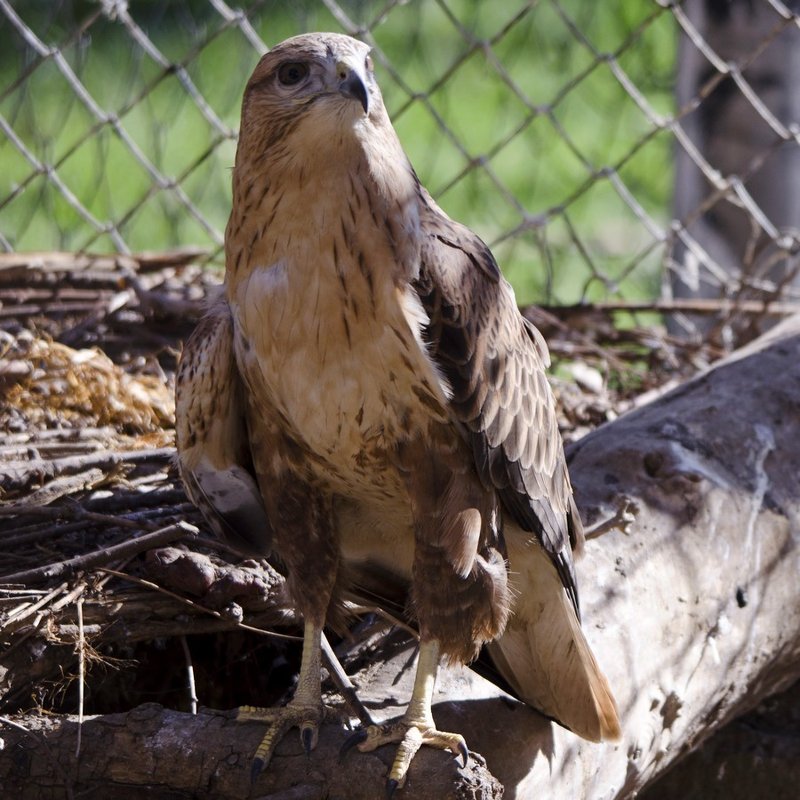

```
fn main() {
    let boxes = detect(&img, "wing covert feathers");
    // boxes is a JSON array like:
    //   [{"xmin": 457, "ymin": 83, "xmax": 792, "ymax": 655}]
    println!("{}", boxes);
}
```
[
  {"xmin": 175, "ymin": 294, "xmax": 272, "ymax": 555},
  {"xmin": 415, "ymin": 190, "xmax": 582, "ymax": 613},
  {"xmin": 488, "ymin": 527, "xmax": 621, "ymax": 741}
]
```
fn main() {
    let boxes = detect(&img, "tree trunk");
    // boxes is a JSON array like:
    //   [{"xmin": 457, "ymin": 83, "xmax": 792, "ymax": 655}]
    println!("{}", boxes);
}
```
[{"xmin": 669, "ymin": 0, "xmax": 800, "ymax": 341}]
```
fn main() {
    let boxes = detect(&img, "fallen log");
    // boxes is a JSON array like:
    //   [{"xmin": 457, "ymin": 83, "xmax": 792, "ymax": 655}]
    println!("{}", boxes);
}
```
[
  {"xmin": 0, "ymin": 703, "xmax": 502, "ymax": 800},
  {"xmin": 1, "ymin": 317, "xmax": 798, "ymax": 798}
]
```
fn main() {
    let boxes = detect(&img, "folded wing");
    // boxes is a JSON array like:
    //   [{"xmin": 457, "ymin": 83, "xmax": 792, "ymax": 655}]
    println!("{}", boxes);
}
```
[
  {"xmin": 175, "ymin": 294, "xmax": 272, "ymax": 556},
  {"xmin": 414, "ymin": 190, "xmax": 620, "ymax": 740},
  {"xmin": 415, "ymin": 189, "xmax": 582, "ymax": 612}
]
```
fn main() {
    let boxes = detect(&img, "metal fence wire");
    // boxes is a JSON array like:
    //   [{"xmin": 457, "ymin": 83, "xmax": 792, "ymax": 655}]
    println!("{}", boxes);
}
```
[{"xmin": 1, "ymin": 0, "xmax": 799, "ymax": 343}]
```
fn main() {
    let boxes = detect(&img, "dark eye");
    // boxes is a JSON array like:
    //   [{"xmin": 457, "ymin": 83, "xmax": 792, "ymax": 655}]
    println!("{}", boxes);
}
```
[
  {"xmin": 365, "ymin": 54, "xmax": 373, "ymax": 72},
  {"xmin": 277, "ymin": 62, "xmax": 309, "ymax": 86}
]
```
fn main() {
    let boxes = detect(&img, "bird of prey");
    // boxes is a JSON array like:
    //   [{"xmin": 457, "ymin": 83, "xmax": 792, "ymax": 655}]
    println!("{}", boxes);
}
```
[{"xmin": 176, "ymin": 31, "xmax": 620, "ymax": 792}]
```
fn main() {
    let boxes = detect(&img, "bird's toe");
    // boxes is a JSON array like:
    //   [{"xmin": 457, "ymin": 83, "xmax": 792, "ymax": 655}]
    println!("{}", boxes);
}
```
[
  {"xmin": 237, "ymin": 702, "xmax": 324, "ymax": 779},
  {"xmin": 343, "ymin": 720, "xmax": 469, "ymax": 790}
]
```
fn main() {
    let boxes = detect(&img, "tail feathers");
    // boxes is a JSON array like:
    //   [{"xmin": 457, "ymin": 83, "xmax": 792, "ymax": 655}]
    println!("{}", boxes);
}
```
[{"xmin": 489, "ymin": 535, "xmax": 621, "ymax": 742}]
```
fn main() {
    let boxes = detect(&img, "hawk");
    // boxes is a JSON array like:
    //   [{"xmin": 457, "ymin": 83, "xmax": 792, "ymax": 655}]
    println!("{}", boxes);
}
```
[{"xmin": 176, "ymin": 32, "xmax": 620, "ymax": 791}]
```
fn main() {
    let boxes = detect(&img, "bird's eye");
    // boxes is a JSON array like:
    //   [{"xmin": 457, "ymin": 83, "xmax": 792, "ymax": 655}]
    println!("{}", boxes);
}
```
[
  {"xmin": 365, "ymin": 54, "xmax": 374, "ymax": 72},
  {"xmin": 277, "ymin": 62, "xmax": 309, "ymax": 86}
]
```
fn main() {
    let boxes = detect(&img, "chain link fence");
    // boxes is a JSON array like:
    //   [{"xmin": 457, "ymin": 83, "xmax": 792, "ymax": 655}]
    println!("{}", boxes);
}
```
[{"xmin": 1, "ymin": 0, "xmax": 799, "ymax": 343}]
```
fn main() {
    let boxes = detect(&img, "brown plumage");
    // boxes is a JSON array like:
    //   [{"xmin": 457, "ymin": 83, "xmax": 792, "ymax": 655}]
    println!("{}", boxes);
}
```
[{"xmin": 176, "ymin": 31, "xmax": 619, "ymax": 788}]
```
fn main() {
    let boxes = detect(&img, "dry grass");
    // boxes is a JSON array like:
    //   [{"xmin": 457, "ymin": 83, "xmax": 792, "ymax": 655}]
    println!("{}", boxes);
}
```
[{"xmin": 2, "ymin": 333, "xmax": 174, "ymax": 435}]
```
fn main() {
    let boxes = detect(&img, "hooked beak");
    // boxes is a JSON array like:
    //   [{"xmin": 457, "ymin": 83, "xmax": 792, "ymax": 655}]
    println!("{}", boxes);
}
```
[{"xmin": 337, "ymin": 61, "xmax": 370, "ymax": 115}]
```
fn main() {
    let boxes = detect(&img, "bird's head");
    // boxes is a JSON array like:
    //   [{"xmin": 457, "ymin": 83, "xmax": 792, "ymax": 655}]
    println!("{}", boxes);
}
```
[
  {"xmin": 228, "ymin": 32, "xmax": 420, "ymax": 281},
  {"xmin": 238, "ymin": 32, "xmax": 385, "ymax": 157}
]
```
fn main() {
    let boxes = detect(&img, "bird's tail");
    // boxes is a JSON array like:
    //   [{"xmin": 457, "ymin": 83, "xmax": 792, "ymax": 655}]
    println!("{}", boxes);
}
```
[{"xmin": 487, "ymin": 527, "xmax": 621, "ymax": 742}]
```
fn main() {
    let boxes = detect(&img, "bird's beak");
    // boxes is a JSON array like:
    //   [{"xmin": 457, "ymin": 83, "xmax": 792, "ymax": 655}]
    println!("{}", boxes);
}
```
[{"xmin": 336, "ymin": 60, "xmax": 370, "ymax": 115}]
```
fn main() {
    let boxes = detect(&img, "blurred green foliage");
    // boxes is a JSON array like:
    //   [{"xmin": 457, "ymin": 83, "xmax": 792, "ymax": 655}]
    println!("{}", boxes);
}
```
[{"xmin": 0, "ymin": 0, "xmax": 676, "ymax": 305}]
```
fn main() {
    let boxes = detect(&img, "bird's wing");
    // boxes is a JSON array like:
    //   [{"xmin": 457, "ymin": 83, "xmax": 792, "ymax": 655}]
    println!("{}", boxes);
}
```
[
  {"xmin": 414, "ymin": 189, "xmax": 583, "ymax": 614},
  {"xmin": 174, "ymin": 293, "xmax": 272, "ymax": 555}
]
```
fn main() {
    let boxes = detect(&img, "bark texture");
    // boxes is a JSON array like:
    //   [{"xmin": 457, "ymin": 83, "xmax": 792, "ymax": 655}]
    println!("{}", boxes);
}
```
[{"xmin": 0, "ymin": 703, "xmax": 501, "ymax": 800}]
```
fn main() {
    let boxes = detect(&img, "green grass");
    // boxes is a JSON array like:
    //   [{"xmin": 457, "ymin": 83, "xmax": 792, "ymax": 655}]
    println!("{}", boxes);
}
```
[{"xmin": 0, "ymin": 0, "xmax": 677, "ymax": 305}]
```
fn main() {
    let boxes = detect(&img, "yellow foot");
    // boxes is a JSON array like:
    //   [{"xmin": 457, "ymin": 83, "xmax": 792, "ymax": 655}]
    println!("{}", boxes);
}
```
[
  {"xmin": 342, "ymin": 722, "xmax": 469, "ymax": 795},
  {"xmin": 238, "ymin": 702, "xmax": 325, "ymax": 780}
]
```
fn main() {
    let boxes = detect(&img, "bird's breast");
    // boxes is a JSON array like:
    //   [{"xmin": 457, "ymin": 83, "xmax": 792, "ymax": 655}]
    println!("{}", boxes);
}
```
[{"xmin": 231, "ymin": 250, "xmax": 448, "ymax": 499}]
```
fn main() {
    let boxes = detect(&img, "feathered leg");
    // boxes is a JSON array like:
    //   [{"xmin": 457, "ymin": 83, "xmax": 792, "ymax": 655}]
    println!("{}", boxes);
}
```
[
  {"xmin": 231, "ymin": 445, "xmax": 349, "ymax": 777},
  {"xmin": 342, "ymin": 437, "xmax": 509, "ymax": 793}
]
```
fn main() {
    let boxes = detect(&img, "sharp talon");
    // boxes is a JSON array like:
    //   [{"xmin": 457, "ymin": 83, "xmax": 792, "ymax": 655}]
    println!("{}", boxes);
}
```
[
  {"xmin": 339, "ymin": 728, "xmax": 368, "ymax": 762},
  {"xmin": 250, "ymin": 757, "xmax": 265, "ymax": 783},
  {"xmin": 301, "ymin": 726, "xmax": 314, "ymax": 756},
  {"xmin": 386, "ymin": 778, "xmax": 399, "ymax": 798},
  {"xmin": 458, "ymin": 740, "xmax": 469, "ymax": 768}
]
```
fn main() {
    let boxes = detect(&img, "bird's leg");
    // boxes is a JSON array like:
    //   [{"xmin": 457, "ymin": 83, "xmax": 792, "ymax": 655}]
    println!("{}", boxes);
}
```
[
  {"xmin": 344, "ymin": 639, "xmax": 468, "ymax": 793},
  {"xmin": 239, "ymin": 617, "xmax": 326, "ymax": 778}
]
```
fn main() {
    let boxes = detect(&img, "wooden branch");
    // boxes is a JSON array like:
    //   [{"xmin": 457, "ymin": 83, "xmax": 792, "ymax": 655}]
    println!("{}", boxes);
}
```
[
  {"xmin": 537, "ymin": 297, "xmax": 800, "ymax": 317},
  {"xmin": 0, "ymin": 447, "xmax": 174, "ymax": 496},
  {"xmin": 0, "ymin": 705, "xmax": 502, "ymax": 800},
  {"xmin": 0, "ymin": 551, "xmax": 294, "ymax": 712},
  {"xmin": 0, "ymin": 522, "xmax": 198, "ymax": 586},
  {"xmin": 0, "ymin": 248, "xmax": 207, "ymax": 279}
]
